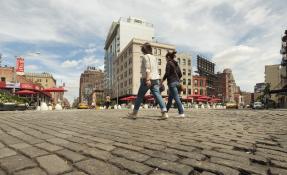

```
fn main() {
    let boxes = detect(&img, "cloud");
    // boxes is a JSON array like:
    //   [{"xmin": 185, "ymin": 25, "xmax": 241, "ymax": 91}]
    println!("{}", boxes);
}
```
[{"xmin": 61, "ymin": 60, "xmax": 80, "ymax": 68}]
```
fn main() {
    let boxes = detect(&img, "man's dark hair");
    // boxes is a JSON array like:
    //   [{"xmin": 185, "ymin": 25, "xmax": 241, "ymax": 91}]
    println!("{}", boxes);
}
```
[
  {"xmin": 166, "ymin": 51, "xmax": 177, "ymax": 59},
  {"xmin": 141, "ymin": 43, "xmax": 152, "ymax": 54}
]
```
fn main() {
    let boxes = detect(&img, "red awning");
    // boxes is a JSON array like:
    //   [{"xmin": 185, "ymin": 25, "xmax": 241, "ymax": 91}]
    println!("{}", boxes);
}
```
[
  {"xmin": 16, "ymin": 90, "xmax": 36, "ymax": 95},
  {"xmin": 42, "ymin": 87, "xmax": 67, "ymax": 92},
  {"xmin": 120, "ymin": 96, "xmax": 137, "ymax": 101},
  {"xmin": 198, "ymin": 96, "xmax": 209, "ymax": 99},
  {"xmin": 188, "ymin": 94, "xmax": 201, "ymax": 98},
  {"xmin": 196, "ymin": 98, "xmax": 207, "ymax": 102}
]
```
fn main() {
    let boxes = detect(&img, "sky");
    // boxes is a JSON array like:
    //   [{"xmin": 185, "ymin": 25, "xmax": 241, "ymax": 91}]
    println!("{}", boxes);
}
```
[{"xmin": 0, "ymin": 0, "xmax": 286, "ymax": 103}]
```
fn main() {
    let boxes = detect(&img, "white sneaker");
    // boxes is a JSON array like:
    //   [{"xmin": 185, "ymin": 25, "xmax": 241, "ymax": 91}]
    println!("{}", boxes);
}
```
[
  {"xmin": 160, "ymin": 112, "xmax": 169, "ymax": 120},
  {"xmin": 128, "ymin": 111, "xmax": 137, "ymax": 119}
]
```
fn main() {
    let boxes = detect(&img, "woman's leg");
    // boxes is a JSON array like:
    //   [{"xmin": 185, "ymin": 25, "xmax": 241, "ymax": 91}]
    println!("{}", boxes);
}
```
[
  {"xmin": 166, "ymin": 89, "xmax": 173, "ymax": 112},
  {"xmin": 150, "ymin": 80, "xmax": 167, "ymax": 112},
  {"xmin": 169, "ymin": 82, "xmax": 184, "ymax": 114},
  {"xmin": 133, "ymin": 80, "xmax": 149, "ymax": 112}
]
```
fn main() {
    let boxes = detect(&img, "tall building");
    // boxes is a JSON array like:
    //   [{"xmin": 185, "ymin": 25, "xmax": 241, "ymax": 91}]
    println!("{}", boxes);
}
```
[
  {"xmin": 196, "ymin": 55, "xmax": 217, "ymax": 96},
  {"xmin": 112, "ymin": 38, "xmax": 176, "ymax": 99},
  {"xmin": 265, "ymin": 64, "xmax": 281, "ymax": 103},
  {"xmin": 192, "ymin": 75, "xmax": 207, "ymax": 96},
  {"xmin": 79, "ymin": 67, "xmax": 104, "ymax": 103},
  {"xmin": 216, "ymin": 69, "xmax": 240, "ymax": 102},
  {"xmin": 104, "ymin": 17, "xmax": 155, "ymax": 96},
  {"xmin": 176, "ymin": 53, "xmax": 193, "ymax": 96}
]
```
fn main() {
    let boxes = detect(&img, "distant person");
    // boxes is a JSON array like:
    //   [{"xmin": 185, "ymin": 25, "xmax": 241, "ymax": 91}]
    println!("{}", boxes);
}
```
[
  {"xmin": 128, "ymin": 42, "xmax": 168, "ymax": 119},
  {"xmin": 105, "ymin": 95, "xmax": 111, "ymax": 109},
  {"xmin": 162, "ymin": 51, "xmax": 185, "ymax": 117}
]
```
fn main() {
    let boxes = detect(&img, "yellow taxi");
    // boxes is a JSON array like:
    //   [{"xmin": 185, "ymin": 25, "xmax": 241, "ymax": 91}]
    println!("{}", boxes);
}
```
[{"xmin": 77, "ymin": 103, "xmax": 89, "ymax": 109}]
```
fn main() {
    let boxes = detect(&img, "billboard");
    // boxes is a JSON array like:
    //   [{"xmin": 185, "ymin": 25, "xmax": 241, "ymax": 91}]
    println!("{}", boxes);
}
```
[{"xmin": 16, "ymin": 57, "xmax": 25, "ymax": 75}]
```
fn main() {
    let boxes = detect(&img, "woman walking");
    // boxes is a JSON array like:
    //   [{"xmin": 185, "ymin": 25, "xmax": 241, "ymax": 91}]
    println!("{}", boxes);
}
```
[
  {"xmin": 162, "ymin": 51, "xmax": 185, "ymax": 117},
  {"xmin": 128, "ymin": 43, "xmax": 168, "ymax": 120}
]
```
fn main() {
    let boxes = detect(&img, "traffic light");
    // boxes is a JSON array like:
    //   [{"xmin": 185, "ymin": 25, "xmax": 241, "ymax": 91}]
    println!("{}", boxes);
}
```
[{"xmin": 281, "ymin": 30, "xmax": 287, "ymax": 66}]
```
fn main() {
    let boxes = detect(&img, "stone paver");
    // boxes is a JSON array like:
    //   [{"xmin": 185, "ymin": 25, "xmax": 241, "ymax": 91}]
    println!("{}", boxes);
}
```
[
  {"xmin": 36, "ymin": 154, "xmax": 72, "ymax": 175},
  {"xmin": 0, "ymin": 109, "xmax": 286, "ymax": 174}
]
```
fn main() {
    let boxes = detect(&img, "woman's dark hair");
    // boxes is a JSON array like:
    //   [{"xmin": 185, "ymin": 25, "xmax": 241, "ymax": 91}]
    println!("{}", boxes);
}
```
[
  {"xmin": 141, "ymin": 43, "xmax": 152, "ymax": 54},
  {"xmin": 166, "ymin": 51, "xmax": 177, "ymax": 59}
]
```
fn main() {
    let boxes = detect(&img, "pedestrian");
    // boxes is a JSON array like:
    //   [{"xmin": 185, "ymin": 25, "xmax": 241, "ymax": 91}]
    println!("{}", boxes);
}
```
[
  {"xmin": 161, "ymin": 51, "xmax": 185, "ymax": 117},
  {"xmin": 104, "ymin": 95, "xmax": 111, "ymax": 109},
  {"xmin": 128, "ymin": 42, "xmax": 168, "ymax": 119}
]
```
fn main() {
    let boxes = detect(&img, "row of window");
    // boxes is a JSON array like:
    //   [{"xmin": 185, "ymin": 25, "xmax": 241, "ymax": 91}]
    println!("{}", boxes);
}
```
[
  {"xmin": 177, "ymin": 58, "xmax": 191, "ymax": 66},
  {"xmin": 194, "ymin": 79, "xmax": 205, "ymax": 87},
  {"xmin": 194, "ymin": 89, "xmax": 206, "ymax": 95}
]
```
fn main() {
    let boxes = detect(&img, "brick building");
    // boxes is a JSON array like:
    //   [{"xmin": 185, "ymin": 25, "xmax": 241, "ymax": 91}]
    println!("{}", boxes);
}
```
[{"xmin": 192, "ymin": 75, "xmax": 207, "ymax": 96}]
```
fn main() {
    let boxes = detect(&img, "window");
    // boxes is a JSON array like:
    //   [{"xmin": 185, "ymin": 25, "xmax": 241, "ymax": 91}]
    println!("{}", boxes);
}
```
[
  {"xmin": 183, "ymin": 79, "xmax": 186, "ymax": 85},
  {"xmin": 194, "ymin": 79, "xmax": 198, "ymax": 86},
  {"xmin": 124, "ymin": 71, "xmax": 127, "ymax": 77},
  {"xmin": 1, "ymin": 77, "xmax": 5, "ymax": 82},
  {"xmin": 124, "ymin": 81, "xmax": 127, "ymax": 87},
  {"xmin": 188, "ymin": 89, "xmax": 192, "ymax": 95},
  {"xmin": 124, "ymin": 62, "xmax": 127, "ymax": 67},
  {"xmin": 200, "ymin": 89, "xmax": 203, "ymax": 95},
  {"xmin": 194, "ymin": 88, "xmax": 198, "ymax": 94},
  {"xmin": 188, "ymin": 79, "xmax": 191, "ymax": 85},
  {"xmin": 129, "ymin": 57, "xmax": 132, "ymax": 64},
  {"xmin": 188, "ymin": 60, "xmax": 191, "ymax": 66},
  {"xmin": 177, "ymin": 58, "xmax": 181, "ymax": 64},
  {"xmin": 129, "ymin": 68, "xmax": 132, "ymax": 74},
  {"xmin": 121, "ymin": 65, "xmax": 123, "ymax": 71},
  {"xmin": 129, "ymin": 78, "xmax": 132, "ymax": 84},
  {"xmin": 183, "ymin": 59, "xmax": 186, "ymax": 65},
  {"xmin": 154, "ymin": 47, "xmax": 157, "ymax": 55},
  {"xmin": 158, "ymin": 49, "xmax": 161, "ymax": 55},
  {"xmin": 183, "ymin": 69, "xmax": 186, "ymax": 75},
  {"xmin": 200, "ymin": 80, "xmax": 203, "ymax": 87},
  {"xmin": 158, "ymin": 59, "xmax": 161, "ymax": 65},
  {"xmin": 188, "ymin": 69, "xmax": 191, "ymax": 76},
  {"xmin": 158, "ymin": 69, "xmax": 161, "ymax": 76}
]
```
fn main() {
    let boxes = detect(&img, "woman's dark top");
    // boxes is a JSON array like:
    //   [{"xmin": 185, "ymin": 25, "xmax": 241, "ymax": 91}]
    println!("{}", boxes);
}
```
[{"xmin": 163, "ymin": 60, "xmax": 182, "ymax": 85}]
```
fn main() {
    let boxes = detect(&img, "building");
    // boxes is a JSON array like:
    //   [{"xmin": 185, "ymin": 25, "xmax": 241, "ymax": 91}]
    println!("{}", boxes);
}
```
[
  {"xmin": 196, "ymin": 55, "xmax": 217, "ymax": 96},
  {"xmin": 176, "ymin": 53, "xmax": 193, "ymax": 96},
  {"xmin": 112, "ymin": 38, "xmax": 176, "ymax": 99},
  {"xmin": 24, "ymin": 72, "xmax": 56, "ymax": 89},
  {"xmin": 79, "ymin": 67, "xmax": 104, "ymax": 103},
  {"xmin": 241, "ymin": 91, "xmax": 252, "ymax": 106},
  {"xmin": 265, "ymin": 64, "xmax": 281, "ymax": 104},
  {"xmin": 192, "ymin": 75, "xmax": 207, "ymax": 96},
  {"xmin": 104, "ymin": 17, "xmax": 155, "ymax": 96},
  {"xmin": 216, "ymin": 69, "xmax": 240, "ymax": 102}
]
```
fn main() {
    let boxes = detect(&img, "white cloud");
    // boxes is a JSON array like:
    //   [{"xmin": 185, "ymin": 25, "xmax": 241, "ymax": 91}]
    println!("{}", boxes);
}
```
[{"xmin": 61, "ymin": 60, "xmax": 80, "ymax": 68}]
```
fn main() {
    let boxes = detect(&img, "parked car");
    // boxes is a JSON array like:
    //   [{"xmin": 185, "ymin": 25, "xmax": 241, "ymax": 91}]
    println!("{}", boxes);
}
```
[
  {"xmin": 226, "ymin": 102, "xmax": 238, "ymax": 109},
  {"xmin": 78, "ymin": 103, "xmax": 89, "ymax": 109},
  {"xmin": 253, "ymin": 102, "xmax": 264, "ymax": 109}
]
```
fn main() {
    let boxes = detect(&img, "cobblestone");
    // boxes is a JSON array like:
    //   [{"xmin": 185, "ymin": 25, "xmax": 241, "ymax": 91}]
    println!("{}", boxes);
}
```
[{"xmin": 0, "ymin": 109, "xmax": 286, "ymax": 174}]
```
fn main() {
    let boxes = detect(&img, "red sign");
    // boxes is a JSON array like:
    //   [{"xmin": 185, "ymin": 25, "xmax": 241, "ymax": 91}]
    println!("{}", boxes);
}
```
[
  {"xmin": 20, "ymin": 83, "xmax": 34, "ymax": 90},
  {"xmin": 16, "ymin": 57, "xmax": 25, "ymax": 75}
]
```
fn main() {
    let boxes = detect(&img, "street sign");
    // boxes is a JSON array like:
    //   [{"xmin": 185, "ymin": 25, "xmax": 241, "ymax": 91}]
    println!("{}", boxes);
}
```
[{"xmin": 16, "ymin": 57, "xmax": 25, "ymax": 75}]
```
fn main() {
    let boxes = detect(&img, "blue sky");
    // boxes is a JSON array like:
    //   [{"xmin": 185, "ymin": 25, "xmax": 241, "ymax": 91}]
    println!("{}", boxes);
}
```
[{"xmin": 0, "ymin": 0, "xmax": 286, "ymax": 103}]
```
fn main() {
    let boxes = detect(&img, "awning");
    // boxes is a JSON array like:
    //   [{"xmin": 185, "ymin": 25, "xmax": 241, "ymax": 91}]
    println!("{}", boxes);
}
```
[
  {"xmin": 42, "ymin": 87, "xmax": 67, "ymax": 92},
  {"xmin": 16, "ymin": 90, "xmax": 36, "ymax": 95}
]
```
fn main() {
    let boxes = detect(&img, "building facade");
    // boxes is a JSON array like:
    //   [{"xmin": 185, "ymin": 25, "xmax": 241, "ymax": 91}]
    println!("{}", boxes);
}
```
[
  {"xmin": 176, "ymin": 53, "xmax": 193, "ymax": 96},
  {"xmin": 79, "ymin": 67, "xmax": 104, "ymax": 103},
  {"xmin": 24, "ymin": 72, "xmax": 56, "ymax": 89},
  {"xmin": 104, "ymin": 17, "xmax": 155, "ymax": 95},
  {"xmin": 241, "ymin": 91, "xmax": 252, "ymax": 106},
  {"xmin": 192, "ymin": 75, "xmax": 206, "ymax": 96}
]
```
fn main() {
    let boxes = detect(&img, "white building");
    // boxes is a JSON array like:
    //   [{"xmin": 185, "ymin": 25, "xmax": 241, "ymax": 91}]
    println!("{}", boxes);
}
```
[{"xmin": 104, "ymin": 17, "xmax": 155, "ymax": 95}]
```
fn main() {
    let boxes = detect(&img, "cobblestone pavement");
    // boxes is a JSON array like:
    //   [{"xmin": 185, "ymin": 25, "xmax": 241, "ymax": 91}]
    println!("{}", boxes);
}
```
[{"xmin": 0, "ymin": 109, "xmax": 287, "ymax": 175}]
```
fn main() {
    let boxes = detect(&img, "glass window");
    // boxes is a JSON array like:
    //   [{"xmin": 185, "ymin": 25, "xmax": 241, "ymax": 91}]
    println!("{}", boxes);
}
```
[
  {"xmin": 183, "ymin": 79, "xmax": 186, "ymax": 85},
  {"xmin": 124, "ymin": 71, "xmax": 127, "ymax": 77},
  {"xmin": 183, "ymin": 59, "xmax": 186, "ymax": 65},
  {"xmin": 200, "ymin": 80, "xmax": 203, "ymax": 86},
  {"xmin": 194, "ymin": 79, "xmax": 198, "ymax": 86},
  {"xmin": 183, "ymin": 69, "xmax": 186, "ymax": 75},
  {"xmin": 188, "ymin": 79, "xmax": 191, "ymax": 85},
  {"xmin": 177, "ymin": 58, "xmax": 180, "ymax": 64},
  {"xmin": 194, "ymin": 88, "xmax": 198, "ymax": 94},
  {"xmin": 158, "ymin": 59, "xmax": 161, "ymax": 65},
  {"xmin": 188, "ymin": 89, "xmax": 191, "ymax": 95},
  {"xmin": 158, "ymin": 69, "xmax": 161, "ymax": 76},
  {"xmin": 188, "ymin": 60, "xmax": 191, "ymax": 66},
  {"xmin": 158, "ymin": 49, "xmax": 161, "ymax": 55},
  {"xmin": 188, "ymin": 69, "xmax": 191, "ymax": 76},
  {"xmin": 200, "ymin": 89, "xmax": 203, "ymax": 95},
  {"xmin": 154, "ymin": 48, "xmax": 157, "ymax": 55}
]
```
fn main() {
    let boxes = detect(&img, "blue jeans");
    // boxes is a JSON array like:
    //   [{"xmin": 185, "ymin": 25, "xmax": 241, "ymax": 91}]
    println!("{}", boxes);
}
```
[
  {"xmin": 134, "ymin": 79, "xmax": 167, "ymax": 112},
  {"xmin": 167, "ymin": 81, "xmax": 184, "ymax": 114}
]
